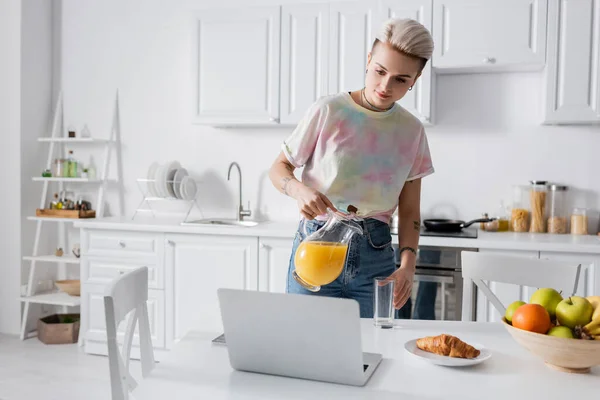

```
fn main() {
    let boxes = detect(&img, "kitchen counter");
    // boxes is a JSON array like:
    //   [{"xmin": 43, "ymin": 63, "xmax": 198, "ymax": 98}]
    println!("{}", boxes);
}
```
[{"xmin": 74, "ymin": 216, "xmax": 600, "ymax": 254}]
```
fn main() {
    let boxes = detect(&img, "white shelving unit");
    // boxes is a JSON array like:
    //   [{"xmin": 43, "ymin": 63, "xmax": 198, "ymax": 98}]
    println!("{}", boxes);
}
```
[{"xmin": 20, "ymin": 91, "xmax": 124, "ymax": 340}]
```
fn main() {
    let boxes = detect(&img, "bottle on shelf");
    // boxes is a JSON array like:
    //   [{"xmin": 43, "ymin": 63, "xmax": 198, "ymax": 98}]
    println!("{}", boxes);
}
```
[
  {"xmin": 67, "ymin": 150, "xmax": 78, "ymax": 178},
  {"xmin": 87, "ymin": 156, "xmax": 97, "ymax": 180}
]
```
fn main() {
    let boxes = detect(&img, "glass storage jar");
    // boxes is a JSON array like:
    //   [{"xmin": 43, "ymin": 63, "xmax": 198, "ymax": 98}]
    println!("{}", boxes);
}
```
[
  {"xmin": 529, "ymin": 181, "xmax": 548, "ymax": 233},
  {"xmin": 510, "ymin": 185, "xmax": 530, "ymax": 232},
  {"xmin": 570, "ymin": 208, "xmax": 588, "ymax": 235},
  {"xmin": 547, "ymin": 185, "xmax": 569, "ymax": 234}
]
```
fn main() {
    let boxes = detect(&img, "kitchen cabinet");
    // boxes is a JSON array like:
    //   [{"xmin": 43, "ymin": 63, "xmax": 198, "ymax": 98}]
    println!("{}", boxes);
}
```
[
  {"xmin": 165, "ymin": 234, "xmax": 258, "ymax": 342},
  {"xmin": 543, "ymin": 0, "xmax": 600, "ymax": 124},
  {"xmin": 258, "ymin": 237, "xmax": 294, "ymax": 293},
  {"xmin": 379, "ymin": 0, "xmax": 434, "ymax": 123},
  {"xmin": 432, "ymin": 0, "xmax": 548, "ymax": 72},
  {"xmin": 328, "ymin": 1, "xmax": 379, "ymax": 95},
  {"xmin": 280, "ymin": 4, "xmax": 330, "ymax": 125},
  {"xmin": 191, "ymin": 6, "xmax": 281, "ymax": 125}
]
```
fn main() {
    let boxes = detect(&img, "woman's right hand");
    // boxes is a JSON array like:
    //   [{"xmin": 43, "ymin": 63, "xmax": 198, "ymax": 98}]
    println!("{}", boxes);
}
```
[{"xmin": 294, "ymin": 184, "xmax": 337, "ymax": 220}]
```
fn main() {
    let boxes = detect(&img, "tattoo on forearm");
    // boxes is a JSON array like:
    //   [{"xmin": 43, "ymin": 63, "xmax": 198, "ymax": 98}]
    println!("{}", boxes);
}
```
[
  {"xmin": 281, "ymin": 177, "xmax": 292, "ymax": 195},
  {"xmin": 413, "ymin": 220, "xmax": 420, "ymax": 231}
]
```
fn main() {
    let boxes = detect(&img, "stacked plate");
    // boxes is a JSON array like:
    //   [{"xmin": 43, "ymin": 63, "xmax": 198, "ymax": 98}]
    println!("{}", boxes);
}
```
[{"xmin": 146, "ymin": 161, "xmax": 198, "ymax": 200}]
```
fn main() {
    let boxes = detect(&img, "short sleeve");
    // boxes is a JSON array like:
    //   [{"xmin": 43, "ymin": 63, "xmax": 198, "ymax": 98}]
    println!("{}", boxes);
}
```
[
  {"xmin": 282, "ymin": 100, "xmax": 326, "ymax": 168},
  {"xmin": 407, "ymin": 127, "xmax": 434, "ymax": 181}
]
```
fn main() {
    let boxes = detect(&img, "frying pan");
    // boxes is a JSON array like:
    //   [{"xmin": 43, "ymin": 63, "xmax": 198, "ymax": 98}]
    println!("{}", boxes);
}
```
[{"xmin": 423, "ymin": 218, "xmax": 495, "ymax": 233}]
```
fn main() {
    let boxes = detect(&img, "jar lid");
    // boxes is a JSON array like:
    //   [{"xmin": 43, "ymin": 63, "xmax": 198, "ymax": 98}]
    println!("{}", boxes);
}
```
[
  {"xmin": 529, "ymin": 180, "xmax": 548, "ymax": 185},
  {"xmin": 549, "ymin": 184, "xmax": 568, "ymax": 191}
]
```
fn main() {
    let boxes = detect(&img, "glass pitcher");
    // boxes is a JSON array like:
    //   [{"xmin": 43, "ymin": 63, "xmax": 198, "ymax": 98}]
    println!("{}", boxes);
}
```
[{"xmin": 292, "ymin": 209, "xmax": 363, "ymax": 292}]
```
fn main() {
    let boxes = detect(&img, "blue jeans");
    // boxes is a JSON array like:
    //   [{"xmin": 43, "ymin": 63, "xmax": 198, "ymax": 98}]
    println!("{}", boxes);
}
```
[{"xmin": 286, "ymin": 218, "xmax": 412, "ymax": 319}]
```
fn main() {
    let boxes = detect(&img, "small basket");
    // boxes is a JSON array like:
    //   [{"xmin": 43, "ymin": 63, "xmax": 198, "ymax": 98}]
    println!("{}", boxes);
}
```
[{"xmin": 55, "ymin": 279, "xmax": 81, "ymax": 296}]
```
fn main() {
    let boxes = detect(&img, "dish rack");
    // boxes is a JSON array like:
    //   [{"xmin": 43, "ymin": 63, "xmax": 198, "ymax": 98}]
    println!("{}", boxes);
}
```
[{"xmin": 132, "ymin": 178, "xmax": 204, "ymax": 222}]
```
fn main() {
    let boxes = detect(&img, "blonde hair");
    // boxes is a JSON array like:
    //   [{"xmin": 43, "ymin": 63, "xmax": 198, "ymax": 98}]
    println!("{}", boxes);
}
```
[{"xmin": 373, "ymin": 18, "xmax": 434, "ymax": 70}]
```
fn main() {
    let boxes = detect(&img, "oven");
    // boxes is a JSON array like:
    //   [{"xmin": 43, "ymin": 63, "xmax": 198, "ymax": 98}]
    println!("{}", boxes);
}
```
[{"xmin": 392, "ymin": 243, "xmax": 478, "ymax": 321}]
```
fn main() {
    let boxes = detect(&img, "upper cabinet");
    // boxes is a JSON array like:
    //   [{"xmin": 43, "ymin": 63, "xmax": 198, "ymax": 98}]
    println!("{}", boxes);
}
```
[
  {"xmin": 191, "ymin": 7, "xmax": 281, "ymax": 126},
  {"xmin": 432, "ymin": 0, "xmax": 548, "ymax": 72},
  {"xmin": 280, "ymin": 4, "xmax": 330, "ymax": 125},
  {"xmin": 543, "ymin": 0, "xmax": 600, "ymax": 125},
  {"xmin": 328, "ymin": 1, "xmax": 379, "ymax": 94},
  {"xmin": 379, "ymin": 0, "xmax": 434, "ymax": 123}
]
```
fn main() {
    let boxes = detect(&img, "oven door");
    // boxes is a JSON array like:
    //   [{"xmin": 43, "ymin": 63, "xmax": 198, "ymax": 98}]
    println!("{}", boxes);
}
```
[{"xmin": 410, "ymin": 267, "xmax": 463, "ymax": 321}]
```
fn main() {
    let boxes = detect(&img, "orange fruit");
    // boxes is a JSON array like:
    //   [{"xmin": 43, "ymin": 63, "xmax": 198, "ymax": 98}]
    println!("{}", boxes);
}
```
[{"xmin": 512, "ymin": 303, "xmax": 551, "ymax": 334}]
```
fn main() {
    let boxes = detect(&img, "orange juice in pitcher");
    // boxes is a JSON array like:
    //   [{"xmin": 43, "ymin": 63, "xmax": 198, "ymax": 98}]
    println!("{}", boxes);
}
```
[{"xmin": 292, "ymin": 209, "xmax": 362, "ymax": 292}]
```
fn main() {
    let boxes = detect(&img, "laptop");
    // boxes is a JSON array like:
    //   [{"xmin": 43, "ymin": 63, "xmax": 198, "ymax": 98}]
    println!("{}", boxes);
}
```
[{"xmin": 216, "ymin": 288, "xmax": 382, "ymax": 387}]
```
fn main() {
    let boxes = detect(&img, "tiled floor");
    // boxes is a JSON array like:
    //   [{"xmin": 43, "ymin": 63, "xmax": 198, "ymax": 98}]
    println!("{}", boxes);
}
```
[{"xmin": 0, "ymin": 334, "xmax": 141, "ymax": 400}]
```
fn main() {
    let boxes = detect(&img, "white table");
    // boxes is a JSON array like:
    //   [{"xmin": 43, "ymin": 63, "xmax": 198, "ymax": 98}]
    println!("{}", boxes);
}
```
[{"xmin": 134, "ymin": 319, "xmax": 599, "ymax": 399}]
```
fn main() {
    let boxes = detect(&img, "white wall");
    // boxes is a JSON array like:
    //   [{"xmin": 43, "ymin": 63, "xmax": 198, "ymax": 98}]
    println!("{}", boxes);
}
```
[
  {"xmin": 20, "ymin": 0, "xmax": 57, "ymax": 334},
  {"xmin": 0, "ymin": 0, "xmax": 22, "ymax": 335},
  {"xmin": 58, "ymin": 0, "xmax": 600, "ymax": 231}
]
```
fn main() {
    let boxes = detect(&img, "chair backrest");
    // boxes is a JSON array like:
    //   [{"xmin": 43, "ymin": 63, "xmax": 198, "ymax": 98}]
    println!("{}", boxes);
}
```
[
  {"xmin": 104, "ymin": 266, "xmax": 155, "ymax": 400},
  {"xmin": 461, "ymin": 251, "xmax": 582, "ymax": 322}
]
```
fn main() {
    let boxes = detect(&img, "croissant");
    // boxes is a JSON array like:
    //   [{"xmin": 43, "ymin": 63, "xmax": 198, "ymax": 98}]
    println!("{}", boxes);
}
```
[{"xmin": 416, "ymin": 334, "xmax": 480, "ymax": 359}]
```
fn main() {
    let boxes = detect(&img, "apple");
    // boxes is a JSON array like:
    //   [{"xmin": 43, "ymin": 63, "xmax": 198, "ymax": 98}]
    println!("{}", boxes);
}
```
[
  {"xmin": 555, "ymin": 296, "xmax": 594, "ymax": 329},
  {"xmin": 547, "ymin": 326, "xmax": 574, "ymax": 339},
  {"xmin": 505, "ymin": 300, "xmax": 526, "ymax": 324},
  {"xmin": 530, "ymin": 288, "xmax": 563, "ymax": 319}
]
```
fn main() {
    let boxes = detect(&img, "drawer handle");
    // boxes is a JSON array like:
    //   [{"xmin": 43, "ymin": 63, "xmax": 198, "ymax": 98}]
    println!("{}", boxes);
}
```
[
  {"xmin": 119, "ymin": 270, "xmax": 125, "ymax": 275},
  {"xmin": 119, "ymin": 241, "xmax": 126, "ymax": 248}
]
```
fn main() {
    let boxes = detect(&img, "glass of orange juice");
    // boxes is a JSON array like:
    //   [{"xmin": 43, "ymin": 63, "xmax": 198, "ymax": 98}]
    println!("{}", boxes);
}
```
[{"xmin": 292, "ymin": 209, "xmax": 363, "ymax": 292}]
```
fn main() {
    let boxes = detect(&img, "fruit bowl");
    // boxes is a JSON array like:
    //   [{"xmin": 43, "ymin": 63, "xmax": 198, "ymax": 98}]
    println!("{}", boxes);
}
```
[{"xmin": 502, "ymin": 317, "xmax": 600, "ymax": 373}]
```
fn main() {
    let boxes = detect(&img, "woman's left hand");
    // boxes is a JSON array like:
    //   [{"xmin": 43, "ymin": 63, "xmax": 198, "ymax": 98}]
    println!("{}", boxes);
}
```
[{"xmin": 387, "ymin": 266, "xmax": 415, "ymax": 309}]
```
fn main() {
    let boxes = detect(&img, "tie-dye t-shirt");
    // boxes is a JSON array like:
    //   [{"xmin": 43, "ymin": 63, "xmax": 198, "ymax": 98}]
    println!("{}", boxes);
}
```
[{"xmin": 282, "ymin": 92, "xmax": 434, "ymax": 224}]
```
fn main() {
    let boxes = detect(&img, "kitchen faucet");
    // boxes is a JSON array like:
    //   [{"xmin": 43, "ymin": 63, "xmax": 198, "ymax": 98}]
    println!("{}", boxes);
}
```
[{"xmin": 227, "ymin": 162, "xmax": 252, "ymax": 221}]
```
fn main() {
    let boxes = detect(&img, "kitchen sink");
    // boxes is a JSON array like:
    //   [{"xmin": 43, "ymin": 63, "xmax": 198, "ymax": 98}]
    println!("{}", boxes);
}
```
[{"xmin": 181, "ymin": 218, "xmax": 260, "ymax": 227}]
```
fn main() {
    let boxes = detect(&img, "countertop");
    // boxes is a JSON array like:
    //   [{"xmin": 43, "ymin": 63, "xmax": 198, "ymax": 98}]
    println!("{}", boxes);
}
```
[
  {"xmin": 74, "ymin": 217, "xmax": 600, "ymax": 254},
  {"xmin": 133, "ymin": 319, "xmax": 599, "ymax": 400}
]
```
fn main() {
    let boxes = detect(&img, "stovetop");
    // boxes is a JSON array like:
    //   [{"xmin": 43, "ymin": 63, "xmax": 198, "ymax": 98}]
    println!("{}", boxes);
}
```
[
  {"xmin": 419, "ymin": 226, "xmax": 478, "ymax": 239},
  {"xmin": 390, "ymin": 226, "xmax": 478, "ymax": 239}
]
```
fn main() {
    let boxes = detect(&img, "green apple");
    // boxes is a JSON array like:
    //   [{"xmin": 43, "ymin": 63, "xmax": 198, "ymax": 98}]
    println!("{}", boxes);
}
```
[
  {"xmin": 505, "ymin": 300, "xmax": 526, "ymax": 323},
  {"xmin": 547, "ymin": 326, "xmax": 574, "ymax": 339},
  {"xmin": 555, "ymin": 296, "xmax": 594, "ymax": 329},
  {"xmin": 530, "ymin": 288, "xmax": 563, "ymax": 319}
]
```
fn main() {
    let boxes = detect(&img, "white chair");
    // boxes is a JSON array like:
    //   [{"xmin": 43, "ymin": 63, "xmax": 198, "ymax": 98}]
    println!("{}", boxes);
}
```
[
  {"xmin": 104, "ymin": 266, "xmax": 155, "ymax": 400},
  {"xmin": 461, "ymin": 251, "xmax": 582, "ymax": 322}
]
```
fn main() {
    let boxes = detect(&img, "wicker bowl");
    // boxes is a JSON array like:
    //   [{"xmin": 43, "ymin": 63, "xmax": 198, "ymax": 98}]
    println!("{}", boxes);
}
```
[
  {"xmin": 55, "ymin": 279, "xmax": 80, "ymax": 296},
  {"xmin": 502, "ymin": 317, "xmax": 600, "ymax": 373}
]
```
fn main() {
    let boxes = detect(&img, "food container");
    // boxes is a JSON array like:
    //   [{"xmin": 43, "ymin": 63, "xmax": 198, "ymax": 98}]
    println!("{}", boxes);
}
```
[
  {"xmin": 547, "ymin": 185, "xmax": 569, "ymax": 234},
  {"xmin": 529, "ymin": 181, "xmax": 548, "ymax": 233},
  {"xmin": 52, "ymin": 158, "xmax": 67, "ymax": 177},
  {"xmin": 511, "ymin": 185, "xmax": 530, "ymax": 232},
  {"xmin": 571, "ymin": 208, "xmax": 588, "ymax": 235}
]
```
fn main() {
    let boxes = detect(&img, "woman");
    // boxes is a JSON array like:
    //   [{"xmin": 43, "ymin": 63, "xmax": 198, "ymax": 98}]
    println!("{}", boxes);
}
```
[{"xmin": 268, "ymin": 18, "xmax": 435, "ymax": 318}]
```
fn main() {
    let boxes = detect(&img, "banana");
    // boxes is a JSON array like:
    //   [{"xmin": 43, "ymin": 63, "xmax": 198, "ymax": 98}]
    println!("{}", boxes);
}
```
[
  {"xmin": 587, "ymin": 296, "xmax": 600, "ymax": 320},
  {"xmin": 582, "ymin": 317, "xmax": 600, "ymax": 338}
]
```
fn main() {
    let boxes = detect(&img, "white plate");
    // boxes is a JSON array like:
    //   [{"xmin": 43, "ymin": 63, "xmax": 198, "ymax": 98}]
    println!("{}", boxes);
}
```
[
  {"xmin": 146, "ymin": 162, "xmax": 160, "ymax": 197},
  {"xmin": 180, "ymin": 176, "xmax": 197, "ymax": 200},
  {"xmin": 404, "ymin": 338, "xmax": 491, "ymax": 367},
  {"xmin": 162, "ymin": 161, "xmax": 181, "ymax": 198},
  {"xmin": 173, "ymin": 168, "xmax": 188, "ymax": 199},
  {"xmin": 154, "ymin": 164, "xmax": 168, "ymax": 198}
]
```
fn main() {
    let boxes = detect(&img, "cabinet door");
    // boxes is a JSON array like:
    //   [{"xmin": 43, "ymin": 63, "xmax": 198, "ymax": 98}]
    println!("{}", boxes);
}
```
[
  {"xmin": 192, "ymin": 6, "xmax": 281, "ymax": 125},
  {"xmin": 379, "ymin": 0, "xmax": 433, "ymax": 123},
  {"xmin": 165, "ymin": 234, "xmax": 258, "ymax": 343},
  {"xmin": 328, "ymin": 1, "xmax": 379, "ymax": 93},
  {"xmin": 280, "ymin": 4, "xmax": 329, "ymax": 125},
  {"xmin": 432, "ymin": 0, "xmax": 548, "ymax": 71},
  {"xmin": 258, "ymin": 237, "xmax": 294, "ymax": 293},
  {"xmin": 475, "ymin": 249, "xmax": 539, "ymax": 322},
  {"xmin": 543, "ymin": 0, "xmax": 600, "ymax": 124},
  {"xmin": 539, "ymin": 252, "xmax": 598, "ymax": 298}
]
